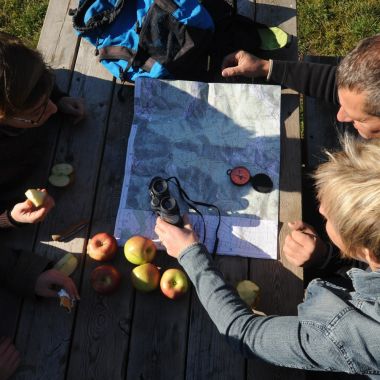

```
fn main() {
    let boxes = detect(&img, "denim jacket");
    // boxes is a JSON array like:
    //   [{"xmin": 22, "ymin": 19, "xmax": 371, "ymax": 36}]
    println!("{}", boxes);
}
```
[{"xmin": 179, "ymin": 243, "xmax": 380, "ymax": 378}]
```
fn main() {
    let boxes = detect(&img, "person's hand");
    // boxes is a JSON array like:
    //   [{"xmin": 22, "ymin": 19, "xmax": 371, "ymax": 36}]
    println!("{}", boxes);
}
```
[
  {"xmin": 154, "ymin": 215, "xmax": 199, "ymax": 258},
  {"xmin": 283, "ymin": 221, "xmax": 328, "ymax": 268},
  {"xmin": 57, "ymin": 96, "xmax": 86, "ymax": 124},
  {"xmin": 221, "ymin": 50, "xmax": 270, "ymax": 79},
  {"xmin": 0, "ymin": 337, "xmax": 20, "ymax": 380},
  {"xmin": 10, "ymin": 190, "xmax": 55, "ymax": 224},
  {"xmin": 35, "ymin": 269, "xmax": 80, "ymax": 300}
]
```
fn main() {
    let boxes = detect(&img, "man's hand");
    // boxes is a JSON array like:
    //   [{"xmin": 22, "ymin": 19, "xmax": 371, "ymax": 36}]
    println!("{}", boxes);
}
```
[
  {"xmin": 10, "ymin": 190, "xmax": 55, "ymax": 224},
  {"xmin": 57, "ymin": 97, "xmax": 86, "ymax": 125},
  {"xmin": 35, "ymin": 269, "xmax": 80, "ymax": 300},
  {"xmin": 283, "ymin": 221, "xmax": 328, "ymax": 268},
  {"xmin": 154, "ymin": 215, "xmax": 199, "ymax": 258},
  {"xmin": 0, "ymin": 337, "xmax": 20, "ymax": 380},
  {"xmin": 221, "ymin": 50, "xmax": 270, "ymax": 78}
]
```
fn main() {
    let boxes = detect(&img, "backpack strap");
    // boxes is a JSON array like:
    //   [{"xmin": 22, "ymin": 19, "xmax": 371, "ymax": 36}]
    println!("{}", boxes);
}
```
[
  {"xmin": 72, "ymin": 0, "xmax": 126, "ymax": 32},
  {"xmin": 98, "ymin": 46, "xmax": 158, "ymax": 78}
]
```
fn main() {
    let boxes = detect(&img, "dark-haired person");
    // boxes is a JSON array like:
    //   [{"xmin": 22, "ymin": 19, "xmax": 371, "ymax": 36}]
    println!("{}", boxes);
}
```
[
  {"xmin": 0, "ymin": 32, "xmax": 85, "ymax": 203},
  {"xmin": 221, "ymin": 34, "xmax": 380, "ymax": 139}
]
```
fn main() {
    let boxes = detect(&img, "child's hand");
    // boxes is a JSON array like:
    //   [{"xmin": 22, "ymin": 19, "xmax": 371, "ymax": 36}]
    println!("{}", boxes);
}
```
[
  {"xmin": 154, "ymin": 215, "xmax": 199, "ymax": 258},
  {"xmin": 35, "ymin": 269, "xmax": 80, "ymax": 300},
  {"xmin": 221, "ymin": 50, "xmax": 270, "ymax": 78},
  {"xmin": 283, "ymin": 220, "xmax": 328, "ymax": 268},
  {"xmin": 57, "ymin": 96, "xmax": 86, "ymax": 124},
  {"xmin": 0, "ymin": 337, "xmax": 20, "ymax": 380},
  {"xmin": 10, "ymin": 190, "xmax": 55, "ymax": 224}
]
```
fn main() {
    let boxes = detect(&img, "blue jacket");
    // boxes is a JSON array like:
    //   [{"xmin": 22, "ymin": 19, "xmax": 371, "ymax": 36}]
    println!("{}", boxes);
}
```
[{"xmin": 179, "ymin": 243, "xmax": 380, "ymax": 377}]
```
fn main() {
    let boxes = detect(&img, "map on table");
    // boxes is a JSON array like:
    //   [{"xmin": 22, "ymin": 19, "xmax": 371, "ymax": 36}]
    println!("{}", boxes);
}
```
[{"xmin": 114, "ymin": 78, "xmax": 281, "ymax": 259}]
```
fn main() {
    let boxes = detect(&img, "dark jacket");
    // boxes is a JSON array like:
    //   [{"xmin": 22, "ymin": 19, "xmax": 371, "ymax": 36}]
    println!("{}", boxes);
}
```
[{"xmin": 270, "ymin": 60, "xmax": 339, "ymax": 104}]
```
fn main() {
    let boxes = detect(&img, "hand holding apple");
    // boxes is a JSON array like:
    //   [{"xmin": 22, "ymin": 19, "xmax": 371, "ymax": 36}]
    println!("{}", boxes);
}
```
[
  {"xmin": 10, "ymin": 189, "xmax": 55, "ymax": 224},
  {"xmin": 131, "ymin": 263, "xmax": 160, "ymax": 292},
  {"xmin": 124, "ymin": 235, "xmax": 156, "ymax": 265},
  {"xmin": 91, "ymin": 265, "xmax": 121, "ymax": 294},
  {"xmin": 160, "ymin": 269, "xmax": 188, "ymax": 299},
  {"xmin": 154, "ymin": 215, "xmax": 198, "ymax": 258},
  {"xmin": 87, "ymin": 232, "xmax": 118, "ymax": 261}
]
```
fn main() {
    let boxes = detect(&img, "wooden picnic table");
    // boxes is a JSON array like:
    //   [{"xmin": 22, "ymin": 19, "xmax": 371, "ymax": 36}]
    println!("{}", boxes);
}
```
[{"xmin": 0, "ymin": 0, "xmax": 304, "ymax": 379}]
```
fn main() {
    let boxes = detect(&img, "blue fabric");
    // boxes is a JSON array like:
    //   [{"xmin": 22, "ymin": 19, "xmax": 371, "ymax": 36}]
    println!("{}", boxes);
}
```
[
  {"xmin": 179, "ymin": 243, "xmax": 380, "ymax": 377},
  {"xmin": 76, "ymin": 0, "xmax": 214, "ymax": 81}
]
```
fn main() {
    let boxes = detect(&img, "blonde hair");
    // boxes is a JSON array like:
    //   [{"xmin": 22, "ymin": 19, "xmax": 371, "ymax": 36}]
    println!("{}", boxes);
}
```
[{"xmin": 314, "ymin": 135, "xmax": 380, "ymax": 260}]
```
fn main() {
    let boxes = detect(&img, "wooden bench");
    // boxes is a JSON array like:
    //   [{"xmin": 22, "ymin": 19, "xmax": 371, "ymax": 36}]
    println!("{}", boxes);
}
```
[{"xmin": 0, "ymin": 1, "xmax": 304, "ymax": 379}]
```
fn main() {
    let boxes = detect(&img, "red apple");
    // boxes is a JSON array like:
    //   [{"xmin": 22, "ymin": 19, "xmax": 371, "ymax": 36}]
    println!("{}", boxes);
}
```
[
  {"xmin": 131, "ymin": 263, "xmax": 160, "ymax": 292},
  {"xmin": 124, "ymin": 235, "xmax": 156, "ymax": 265},
  {"xmin": 90, "ymin": 265, "xmax": 121, "ymax": 294},
  {"xmin": 87, "ymin": 232, "xmax": 118, "ymax": 261},
  {"xmin": 160, "ymin": 268, "xmax": 189, "ymax": 299}
]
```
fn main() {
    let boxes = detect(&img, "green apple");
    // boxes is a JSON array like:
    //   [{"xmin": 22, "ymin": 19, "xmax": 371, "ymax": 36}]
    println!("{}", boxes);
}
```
[
  {"xmin": 131, "ymin": 263, "xmax": 160, "ymax": 292},
  {"xmin": 51, "ymin": 163, "xmax": 74, "ymax": 176},
  {"xmin": 48, "ymin": 163, "xmax": 75, "ymax": 187},
  {"xmin": 53, "ymin": 253, "xmax": 78, "ymax": 276},
  {"xmin": 124, "ymin": 235, "xmax": 156, "ymax": 265},
  {"xmin": 25, "ymin": 189, "xmax": 46, "ymax": 207},
  {"xmin": 160, "ymin": 268, "xmax": 189, "ymax": 299},
  {"xmin": 236, "ymin": 280, "xmax": 260, "ymax": 308}
]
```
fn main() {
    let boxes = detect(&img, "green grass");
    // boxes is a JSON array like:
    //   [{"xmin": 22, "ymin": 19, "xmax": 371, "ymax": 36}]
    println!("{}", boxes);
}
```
[
  {"xmin": 0, "ymin": 0, "xmax": 49, "ymax": 48},
  {"xmin": 297, "ymin": 0, "xmax": 380, "ymax": 56}
]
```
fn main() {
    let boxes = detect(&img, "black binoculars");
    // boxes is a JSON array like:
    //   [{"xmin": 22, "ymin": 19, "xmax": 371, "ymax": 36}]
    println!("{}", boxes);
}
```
[{"xmin": 149, "ymin": 177, "xmax": 184, "ymax": 227}]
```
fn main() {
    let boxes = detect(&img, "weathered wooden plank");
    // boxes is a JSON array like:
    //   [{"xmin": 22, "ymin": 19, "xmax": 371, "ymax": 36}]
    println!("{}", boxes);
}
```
[
  {"xmin": 126, "ymin": 250, "xmax": 191, "ymax": 379},
  {"xmin": 65, "ymin": 82, "xmax": 136, "ymax": 380},
  {"xmin": 12, "ymin": 21, "xmax": 115, "ymax": 380},
  {"xmin": 186, "ymin": 256, "xmax": 247, "ymax": 380}
]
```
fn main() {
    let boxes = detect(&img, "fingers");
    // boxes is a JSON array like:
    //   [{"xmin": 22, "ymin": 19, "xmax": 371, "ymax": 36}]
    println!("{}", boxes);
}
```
[
  {"xmin": 287, "ymin": 220, "xmax": 305, "ymax": 231},
  {"xmin": 51, "ymin": 270, "xmax": 80, "ymax": 300},
  {"xmin": 0, "ymin": 337, "xmax": 20, "ymax": 377}
]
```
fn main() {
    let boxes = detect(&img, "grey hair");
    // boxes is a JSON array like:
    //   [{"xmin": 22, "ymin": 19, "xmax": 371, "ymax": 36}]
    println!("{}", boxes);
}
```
[{"xmin": 336, "ymin": 34, "xmax": 380, "ymax": 117}]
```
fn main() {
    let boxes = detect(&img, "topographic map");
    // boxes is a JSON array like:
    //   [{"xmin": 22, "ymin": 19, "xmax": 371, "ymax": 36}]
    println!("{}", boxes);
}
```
[{"xmin": 114, "ymin": 78, "xmax": 281, "ymax": 259}]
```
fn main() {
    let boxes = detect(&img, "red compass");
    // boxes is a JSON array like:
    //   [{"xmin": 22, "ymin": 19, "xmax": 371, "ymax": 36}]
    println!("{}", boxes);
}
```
[{"xmin": 227, "ymin": 166, "xmax": 251, "ymax": 186}]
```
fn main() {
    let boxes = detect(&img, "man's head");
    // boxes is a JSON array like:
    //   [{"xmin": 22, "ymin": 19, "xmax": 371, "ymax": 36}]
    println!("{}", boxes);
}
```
[
  {"xmin": 0, "ymin": 32, "xmax": 57, "ymax": 128},
  {"xmin": 314, "ymin": 136, "xmax": 380, "ymax": 269},
  {"xmin": 336, "ymin": 34, "xmax": 380, "ymax": 139}
]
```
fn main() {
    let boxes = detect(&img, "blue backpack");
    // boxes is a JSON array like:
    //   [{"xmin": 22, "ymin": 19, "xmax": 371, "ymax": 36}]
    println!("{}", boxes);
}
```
[{"xmin": 71, "ymin": 0, "xmax": 214, "ymax": 83}]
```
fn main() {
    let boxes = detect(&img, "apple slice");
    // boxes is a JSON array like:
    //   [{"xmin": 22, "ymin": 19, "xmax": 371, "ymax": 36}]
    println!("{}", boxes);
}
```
[
  {"xmin": 48, "ymin": 174, "xmax": 71, "ymax": 187},
  {"xmin": 25, "ymin": 189, "xmax": 47, "ymax": 207},
  {"xmin": 54, "ymin": 253, "xmax": 78, "ymax": 276},
  {"xmin": 236, "ymin": 280, "xmax": 260, "ymax": 308},
  {"xmin": 51, "ymin": 163, "xmax": 74, "ymax": 176}
]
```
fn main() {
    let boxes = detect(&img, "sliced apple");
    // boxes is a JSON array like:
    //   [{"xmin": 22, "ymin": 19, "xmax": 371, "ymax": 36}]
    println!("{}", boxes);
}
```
[
  {"xmin": 236, "ymin": 280, "xmax": 260, "ymax": 308},
  {"xmin": 25, "ymin": 189, "xmax": 46, "ymax": 207},
  {"xmin": 54, "ymin": 253, "xmax": 78, "ymax": 276},
  {"xmin": 48, "ymin": 174, "xmax": 71, "ymax": 187},
  {"xmin": 51, "ymin": 163, "xmax": 74, "ymax": 176}
]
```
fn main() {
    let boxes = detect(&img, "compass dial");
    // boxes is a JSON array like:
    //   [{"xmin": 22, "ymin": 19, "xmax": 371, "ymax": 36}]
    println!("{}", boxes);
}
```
[{"xmin": 227, "ymin": 166, "xmax": 251, "ymax": 186}]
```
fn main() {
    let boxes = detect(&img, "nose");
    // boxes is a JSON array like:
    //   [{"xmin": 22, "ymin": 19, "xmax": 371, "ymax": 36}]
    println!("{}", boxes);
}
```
[{"xmin": 337, "ymin": 106, "xmax": 352, "ymax": 122}]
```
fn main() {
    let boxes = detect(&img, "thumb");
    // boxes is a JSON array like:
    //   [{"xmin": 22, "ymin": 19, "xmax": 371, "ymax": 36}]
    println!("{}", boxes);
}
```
[
  {"xmin": 221, "ymin": 66, "xmax": 241, "ymax": 78},
  {"xmin": 182, "ymin": 214, "xmax": 192, "ymax": 229},
  {"xmin": 287, "ymin": 220, "xmax": 305, "ymax": 231}
]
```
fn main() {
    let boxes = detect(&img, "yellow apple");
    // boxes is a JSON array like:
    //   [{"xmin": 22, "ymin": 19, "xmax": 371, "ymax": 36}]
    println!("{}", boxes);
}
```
[
  {"xmin": 25, "ymin": 189, "xmax": 46, "ymax": 207},
  {"xmin": 236, "ymin": 280, "xmax": 260, "ymax": 308},
  {"xmin": 131, "ymin": 263, "xmax": 160, "ymax": 292},
  {"xmin": 124, "ymin": 235, "xmax": 156, "ymax": 265}
]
